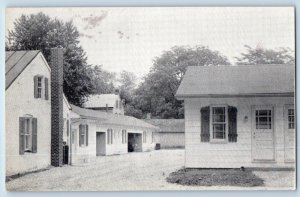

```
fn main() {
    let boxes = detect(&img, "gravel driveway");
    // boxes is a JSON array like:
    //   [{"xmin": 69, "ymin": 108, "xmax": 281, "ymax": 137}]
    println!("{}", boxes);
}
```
[{"xmin": 6, "ymin": 149, "xmax": 295, "ymax": 191}]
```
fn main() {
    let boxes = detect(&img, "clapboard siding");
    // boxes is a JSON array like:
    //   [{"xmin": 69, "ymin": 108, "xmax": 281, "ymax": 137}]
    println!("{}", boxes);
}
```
[{"xmin": 184, "ymin": 97, "xmax": 295, "ymax": 168}]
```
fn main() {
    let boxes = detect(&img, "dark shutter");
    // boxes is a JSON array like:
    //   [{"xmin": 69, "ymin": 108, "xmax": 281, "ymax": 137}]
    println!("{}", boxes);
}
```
[
  {"xmin": 34, "ymin": 76, "xmax": 39, "ymax": 98},
  {"xmin": 32, "ymin": 118, "xmax": 37, "ymax": 153},
  {"xmin": 228, "ymin": 106, "xmax": 238, "ymax": 142},
  {"xmin": 66, "ymin": 120, "xmax": 70, "ymax": 137},
  {"xmin": 19, "ymin": 117, "xmax": 25, "ymax": 155},
  {"xmin": 86, "ymin": 124, "xmax": 89, "ymax": 146},
  {"xmin": 200, "ymin": 106, "xmax": 210, "ymax": 142},
  {"xmin": 111, "ymin": 130, "xmax": 113, "ymax": 144},
  {"xmin": 44, "ymin": 77, "xmax": 49, "ymax": 100},
  {"xmin": 79, "ymin": 124, "xmax": 83, "ymax": 146}
]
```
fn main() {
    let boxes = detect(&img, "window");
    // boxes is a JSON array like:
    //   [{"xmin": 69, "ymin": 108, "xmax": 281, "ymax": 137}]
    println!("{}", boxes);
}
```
[
  {"xmin": 107, "ymin": 129, "xmax": 113, "ymax": 144},
  {"xmin": 255, "ymin": 110, "xmax": 272, "ymax": 129},
  {"xmin": 34, "ymin": 75, "xmax": 49, "ymax": 100},
  {"xmin": 19, "ymin": 116, "xmax": 37, "ymax": 154},
  {"xmin": 143, "ymin": 131, "xmax": 147, "ymax": 143},
  {"xmin": 37, "ymin": 77, "xmax": 42, "ymax": 98},
  {"xmin": 79, "ymin": 124, "xmax": 89, "ymax": 147},
  {"xmin": 211, "ymin": 106, "xmax": 227, "ymax": 140},
  {"xmin": 201, "ymin": 105, "xmax": 237, "ymax": 143},
  {"xmin": 288, "ymin": 109, "xmax": 294, "ymax": 129},
  {"xmin": 122, "ymin": 130, "xmax": 127, "ymax": 144}
]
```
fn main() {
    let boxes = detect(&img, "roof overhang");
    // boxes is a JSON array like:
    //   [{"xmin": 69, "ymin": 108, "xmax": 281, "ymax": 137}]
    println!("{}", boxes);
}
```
[{"xmin": 175, "ymin": 92, "xmax": 295, "ymax": 100}]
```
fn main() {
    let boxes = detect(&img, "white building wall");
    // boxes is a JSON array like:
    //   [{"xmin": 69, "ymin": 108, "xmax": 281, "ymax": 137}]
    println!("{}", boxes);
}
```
[
  {"xmin": 70, "ymin": 120, "xmax": 155, "ymax": 165},
  {"xmin": 6, "ymin": 54, "xmax": 51, "ymax": 176},
  {"xmin": 184, "ymin": 96, "xmax": 295, "ymax": 168}
]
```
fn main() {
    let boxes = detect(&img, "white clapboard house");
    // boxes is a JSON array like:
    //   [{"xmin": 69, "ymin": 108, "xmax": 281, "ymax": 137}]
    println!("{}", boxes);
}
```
[
  {"xmin": 176, "ymin": 64, "xmax": 295, "ymax": 168},
  {"xmin": 69, "ymin": 104, "xmax": 157, "ymax": 165}
]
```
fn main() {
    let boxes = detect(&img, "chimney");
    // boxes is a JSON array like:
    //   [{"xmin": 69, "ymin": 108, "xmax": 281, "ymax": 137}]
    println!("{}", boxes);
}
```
[
  {"xmin": 50, "ymin": 48, "xmax": 64, "ymax": 167},
  {"xmin": 106, "ymin": 104, "xmax": 108, "ymax": 112},
  {"xmin": 114, "ymin": 89, "xmax": 119, "ymax": 95}
]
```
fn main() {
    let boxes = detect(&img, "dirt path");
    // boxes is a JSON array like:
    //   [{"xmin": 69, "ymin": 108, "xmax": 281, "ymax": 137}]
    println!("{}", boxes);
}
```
[{"xmin": 6, "ymin": 149, "xmax": 295, "ymax": 191}]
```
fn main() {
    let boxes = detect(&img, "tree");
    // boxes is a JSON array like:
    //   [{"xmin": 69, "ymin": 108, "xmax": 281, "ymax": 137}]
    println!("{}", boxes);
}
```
[
  {"xmin": 118, "ymin": 70, "xmax": 137, "ymax": 104},
  {"xmin": 7, "ymin": 12, "xmax": 95, "ymax": 106},
  {"xmin": 235, "ymin": 45, "xmax": 295, "ymax": 65},
  {"xmin": 91, "ymin": 65, "xmax": 116, "ymax": 94},
  {"xmin": 134, "ymin": 45, "xmax": 231, "ymax": 119}
]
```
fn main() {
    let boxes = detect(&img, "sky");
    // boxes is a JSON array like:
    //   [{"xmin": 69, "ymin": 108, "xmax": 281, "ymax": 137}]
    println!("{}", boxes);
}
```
[{"xmin": 6, "ymin": 7, "xmax": 295, "ymax": 80}]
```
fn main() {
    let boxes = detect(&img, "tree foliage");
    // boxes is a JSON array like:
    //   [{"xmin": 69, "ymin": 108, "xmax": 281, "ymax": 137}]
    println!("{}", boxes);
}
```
[
  {"xmin": 7, "ymin": 12, "xmax": 95, "ymax": 106},
  {"xmin": 91, "ymin": 65, "xmax": 116, "ymax": 94},
  {"xmin": 235, "ymin": 45, "xmax": 295, "ymax": 65},
  {"xmin": 133, "ymin": 45, "xmax": 231, "ymax": 119}
]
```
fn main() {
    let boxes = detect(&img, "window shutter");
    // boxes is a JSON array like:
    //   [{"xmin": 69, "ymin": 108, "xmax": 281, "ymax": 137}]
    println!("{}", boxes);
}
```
[
  {"xmin": 200, "ymin": 106, "xmax": 210, "ymax": 142},
  {"xmin": 86, "ymin": 125, "xmax": 89, "ymax": 146},
  {"xmin": 111, "ymin": 130, "xmax": 113, "ymax": 144},
  {"xmin": 32, "ymin": 118, "xmax": 38, "ymax": 153},
  {"xmin": 19, "ymin": 117, "xmax": 25, "ymax": 155},
  {"xmin": 107, "ymin": 129, "xmax": 110, "ymax": 144},
  {"xmin": 34, "ymin": 76, "xmax": 39, "ymax": 98},
  {"xmin": 228, "ymin": 106, "xmax": 238, "ymax": 142},
  {"xmin": 44, "ymin": 77, "xmax": 49, "ymax": 100},
  {"xmin": 79, "ymin": 124, "xmax": 83, "ymax": 146},
  {"xmin": 67, "ymin": 120, "xmax": 70, "ymax": 137}
]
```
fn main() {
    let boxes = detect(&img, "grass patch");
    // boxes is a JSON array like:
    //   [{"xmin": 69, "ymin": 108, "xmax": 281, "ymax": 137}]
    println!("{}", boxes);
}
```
[{"xmin": 166, "ymin": 168, "xmax": 264, "ymax": 187}]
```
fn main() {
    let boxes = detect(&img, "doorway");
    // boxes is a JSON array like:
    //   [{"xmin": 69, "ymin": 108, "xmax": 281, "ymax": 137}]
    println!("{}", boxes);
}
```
[
  {"xmin": 128, "ymin": 133, "xmax": 142, "ymax": 152},
  {"xmin": 96, "ymin": 132, "xmax": 106, "ymax": 156},
  {"xmin": 251, "ymin": 106, "xmax": 275, "ymax": 161}
]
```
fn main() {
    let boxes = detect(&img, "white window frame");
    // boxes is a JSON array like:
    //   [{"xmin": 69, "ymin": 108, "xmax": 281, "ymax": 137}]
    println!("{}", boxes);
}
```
[
  {"xmin": 107, "ymin": 129, "xmax": 113, "ymax": 145},
  {"xmin": 122, "ymin": 130, "xmax": 127, "ymax": 144},
  {"xmin": 37, "ymin": 76, "xmax": 43, "ymax": 99},
  {"xmin": 79, "ymin": 124, "xmax": 88, "ymax": 147},
  {"xmin": 209, "ymin": 105, "xmax": 228, "ymax": 143},
  {"xmin": 24, "ymin": 117, "xmax": 33, "ymax": 152}
]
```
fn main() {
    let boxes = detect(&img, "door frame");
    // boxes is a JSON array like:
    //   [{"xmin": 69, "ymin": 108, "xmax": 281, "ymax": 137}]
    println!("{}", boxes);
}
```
[
  {"xmin": 251, "ymin": 105, "xmax": 276, "ymax": 162},
  {"xmin": 284, "ymin": 104, "xmax": 295, "ymax": 163}
]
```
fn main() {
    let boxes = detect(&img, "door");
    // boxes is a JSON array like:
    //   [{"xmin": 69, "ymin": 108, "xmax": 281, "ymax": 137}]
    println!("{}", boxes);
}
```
[
  {"xmin": 96, "ymin": 132, "xmax": 106, "ymax": 156},
  {"xmin": 252, "ymin": 106, "xmax": 275, "ymax": 161},
  {"xmin": 284, "ymin": 105, "xmax": 295, "ymax": 162}
]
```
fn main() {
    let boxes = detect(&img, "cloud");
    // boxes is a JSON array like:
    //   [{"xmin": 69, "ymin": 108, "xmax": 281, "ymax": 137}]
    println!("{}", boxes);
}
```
[
  {"xmin": 79, "ymin": 33, "xmax": 94, "ymax": 39},
  {"xmin": 82, "ymin": 11, "xmax": 108, "ymax": 30}
]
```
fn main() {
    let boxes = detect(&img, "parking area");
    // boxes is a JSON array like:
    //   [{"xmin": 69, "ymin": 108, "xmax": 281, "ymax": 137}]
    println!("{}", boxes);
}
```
[{"xmin": 6, "ymin": 149, "xmax": 295, "ymax": 191}]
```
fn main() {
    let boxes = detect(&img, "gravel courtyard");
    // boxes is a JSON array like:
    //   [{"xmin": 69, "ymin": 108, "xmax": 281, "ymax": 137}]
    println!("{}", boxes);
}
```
[{"xmin": 6, "ymin": 149, "xmax": 295, "ymax": 191}]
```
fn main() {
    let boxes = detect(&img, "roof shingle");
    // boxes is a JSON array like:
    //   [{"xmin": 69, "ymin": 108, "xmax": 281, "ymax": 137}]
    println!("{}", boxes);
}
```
[{"xmin": 176, "ymin": 64, "xmax": 295, "ymax": 98}]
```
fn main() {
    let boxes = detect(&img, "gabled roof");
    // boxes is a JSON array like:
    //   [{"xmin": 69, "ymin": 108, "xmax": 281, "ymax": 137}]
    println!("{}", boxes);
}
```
[
  {"xmin": 144, "ymin": 119, "xmax": 185, "ymax": 133},
  {"xmin": 84, "ymin": 94, "xmax": 120, "ymax": 108},
  {"xmin": 5, "ymin": 50, "xmax": 41, "ymax": 90},
  {"xmin": 176, "ymin": 64, "xmax": 295, "ymax": 99},
  {"xmin": 70, "ymin": 104, "xmax": 158, "ymax": 130}
]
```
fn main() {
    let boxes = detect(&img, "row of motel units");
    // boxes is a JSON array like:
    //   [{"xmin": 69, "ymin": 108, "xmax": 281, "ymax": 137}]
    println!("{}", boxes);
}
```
[
  {"xmin": 5, "ymin": 49, "xmax": 157, "ymax": 176},
  {"xmin": 176, "ymin": 64, "xmax": 295, "ymax": 168}
]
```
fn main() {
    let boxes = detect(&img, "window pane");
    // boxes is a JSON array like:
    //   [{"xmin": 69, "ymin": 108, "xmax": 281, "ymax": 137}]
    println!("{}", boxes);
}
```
[
  {"xmin": 213, "ymin": 124, "xmax": 225, "ymax": 139},
  {"xmin": 288, "ymin": 109, "xmax": 294, "ymax": 115},
  {"xmin": 212, "ymin": 107, "xmax": 226, "ymax": 123},
  {"xmin": 256, "ymin": 110, "xmax": 272, "ymax": 129}
]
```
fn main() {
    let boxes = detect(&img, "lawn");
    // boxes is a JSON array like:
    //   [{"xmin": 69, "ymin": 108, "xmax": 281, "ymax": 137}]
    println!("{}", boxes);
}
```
[{"xmin": 167, "ymin": 168, "xmax": 264, "ymax": 187}]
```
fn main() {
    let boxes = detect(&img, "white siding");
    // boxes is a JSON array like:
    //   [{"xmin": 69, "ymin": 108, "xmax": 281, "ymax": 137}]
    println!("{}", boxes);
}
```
[
  {"xmin": 6, "ymin": 54, "xmax": 51, "ymax": 176},
  {"xmin": 184, "ymin": 97, "xmax": 295, "ymax": 168}
]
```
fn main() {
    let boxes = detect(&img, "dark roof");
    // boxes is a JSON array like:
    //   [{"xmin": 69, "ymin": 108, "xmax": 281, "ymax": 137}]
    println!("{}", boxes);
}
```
[
  {"xmin": 144, "ymin": 119, "xmax": 185, "ymax": 133},
  {"xmin": 70, "ymin": 104, "xmax": 158, "ymax": 130},
  {"xmin": 176, "ymin": 64, "xmax": 295, "ymax": 98},
  {"xmin": 5, "ymin": 50, "xmax": 40, "ymax": 90}
]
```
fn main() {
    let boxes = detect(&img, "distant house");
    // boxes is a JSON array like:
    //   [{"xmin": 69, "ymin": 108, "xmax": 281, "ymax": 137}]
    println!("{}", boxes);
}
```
[
  {"xmin": 144, "ymin": 119, "xmax": 185, "ymax": 149},
  {"xmin": 176, "ymin": 64, "xmax": 295, "ymax": 168},
  {"xmin": 69, "ymin": 104, "xmax": 157, "ymax": 164},
  {"xmin": 84, "ymin": 93, "xmax": 124, "ymax": 115}
]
